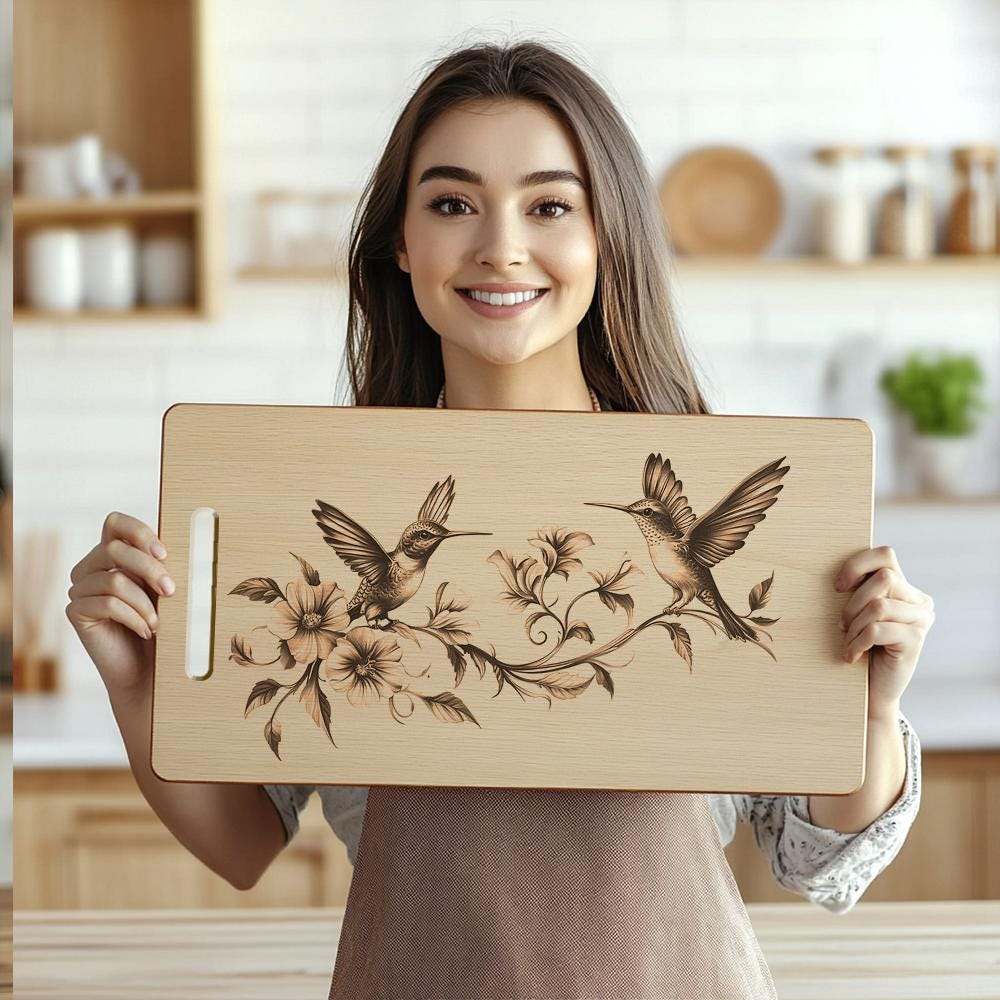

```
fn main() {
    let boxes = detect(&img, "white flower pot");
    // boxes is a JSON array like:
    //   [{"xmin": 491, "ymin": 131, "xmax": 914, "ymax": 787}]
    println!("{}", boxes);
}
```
[{"xmin": 905, "ymin": 433, "xmax": 973, "ymax": 497}]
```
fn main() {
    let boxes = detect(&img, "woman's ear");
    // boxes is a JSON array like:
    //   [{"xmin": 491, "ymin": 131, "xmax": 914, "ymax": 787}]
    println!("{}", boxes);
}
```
[{"xmin": 393, "ymin": 233, "xmax": 410, "ymax": 273}]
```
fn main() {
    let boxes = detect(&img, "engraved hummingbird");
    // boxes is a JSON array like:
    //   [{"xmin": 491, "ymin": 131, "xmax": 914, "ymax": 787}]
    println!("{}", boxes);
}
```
[
  {"xmin": 312, "ymin": 475, "xmax": 491, "ymax": 629},
  {"xmin": 584, "ymin": 453, "xmax": 790, "ymax": 642}
]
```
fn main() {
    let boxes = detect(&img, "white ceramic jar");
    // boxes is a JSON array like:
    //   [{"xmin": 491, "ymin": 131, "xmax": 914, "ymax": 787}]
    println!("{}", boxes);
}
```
[
  {"xmin": 81, "ymin": 223, "xmax": 138, "ymax": 310},
  {"xmin": 24, "ymin": 227, "xmax": 84, "ymax": 312},
  {"xmin": 139, "ymin": 234, "xmax": 193, "ymax": 306}
]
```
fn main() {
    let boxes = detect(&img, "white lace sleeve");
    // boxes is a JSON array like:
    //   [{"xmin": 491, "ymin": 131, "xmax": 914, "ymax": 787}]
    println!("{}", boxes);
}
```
[
  {"xmin": 733, "ymin": 710, "xmax": 921, "ymax": 915},
  {"xmin": 261, "ymin": 783, "xmax": 316, "ymax": 844}
]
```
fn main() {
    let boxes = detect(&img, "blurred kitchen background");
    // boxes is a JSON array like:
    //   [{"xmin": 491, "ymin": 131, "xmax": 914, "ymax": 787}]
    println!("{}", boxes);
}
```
[
  {"xmin": 8, "ymin": 1, "xmax": 999, "ymax": 910},
  {"xmin": 1, "ymin": 0, "xmax": 13, "ymax": 981}
]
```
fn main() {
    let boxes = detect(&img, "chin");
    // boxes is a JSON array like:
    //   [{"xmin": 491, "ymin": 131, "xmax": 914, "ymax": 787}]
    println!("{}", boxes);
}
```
[{"xmin": 456, "ymin": 331, "xmax": 558, "ymax": 367}]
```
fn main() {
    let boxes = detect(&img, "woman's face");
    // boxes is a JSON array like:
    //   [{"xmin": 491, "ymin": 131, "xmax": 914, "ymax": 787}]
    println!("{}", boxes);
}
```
[{"xmin": 397, "ymin": 99, "xmax": 598, "ymax": 367}]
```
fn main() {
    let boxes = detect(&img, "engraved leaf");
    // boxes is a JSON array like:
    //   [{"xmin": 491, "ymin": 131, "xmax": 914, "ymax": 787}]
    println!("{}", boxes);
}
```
[
  {"xmin": 289, "ymin": 551, "xmax": 320, "ymax": 586},
  {"xmin": 565, "ymin": 620, "xmax": 595, "ymax": 643},
  {"xmin": 278, "ymin": 638, "xmax": 297, "ymax": 670},
  {"xmin": 390, "ymin": 620, "xmax": 422, "ymax": 646},
  {"xmin": 264, "ymin": 718, "xmax": 282, "ymax": 759},
  {"xmin": 423, "ymin": 691, "xmax": 480, "ymax": 727},
  {"xmin": 299, "ymin": 668, "xmax": 336, "ymax": 745},
  {"xmin": 588, "ymin": 559, "xmax": 643, "ymax": 626},
  {"xmin": 229, "ymin": 577, "xmax": 285, "ymax": 604},
  {"xmin": 749, "ymin": 615, "xmax": 780, "ymax": 625},
  {"xmin": 749, "ymin": 571, "xmax": 775, "ymax": 612},
  {"xmin": 591, "ymin": 663, "xmax": 615, "ymax": 696},
  {"xmin": 595, "ymin": 588, "xmax": 635, "ymax": 625},
  {"xmin": 466, "ymin": 645, "xmax": 493, "ymax": 680},
  {"xmin": 537, "ymin": 672, "xmax": 595, "ymax": 701},
  {"xmin": 245, "ymin": 679, "xmax": 281, "ymax": 716},
  {"xmin": 229, "ymin": 634, "xmax": 256, "ymax": 666},
  {"xmin": 446, "ymin": 643, "xmax": 466, "ymax": 686},
  {"xmin": 650, "ymin": 620, "xmax": 694, "ymax": 672}
]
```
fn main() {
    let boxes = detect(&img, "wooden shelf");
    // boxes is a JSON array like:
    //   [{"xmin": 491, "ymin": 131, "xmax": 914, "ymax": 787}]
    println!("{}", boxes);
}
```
[
  {"xmin": 876, "ymin": 492, "xmax": 1000, "ymax": 507},
  {"xmin": 236, "ymin": 255, "xmax": 1000, "ymax": 285},
  {"xmin": 14, "ymin": 306, "xmax": 202, "ymax": 324},
  {"xmin": 13, "ymin": 0, "xmax": 220, "ymax": 320},
  {"xmin": 13, "ymin": 192, "xmax": 203, "ymax": 218},
  {"xmin": 673, "ymin": 254, "xmax": 1000, "ymax": 278},
  {"xmin": 238, "ymin": 264, "xmax": 346, "ymax": 282}
]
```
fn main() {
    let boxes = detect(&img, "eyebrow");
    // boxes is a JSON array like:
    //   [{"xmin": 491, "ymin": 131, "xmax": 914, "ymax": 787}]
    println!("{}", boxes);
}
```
[{"xmin": 416, "ymin": 164, "xmax": 587, "ymax": 191}]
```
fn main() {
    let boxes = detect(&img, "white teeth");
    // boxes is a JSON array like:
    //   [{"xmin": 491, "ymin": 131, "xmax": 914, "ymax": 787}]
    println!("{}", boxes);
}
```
[{"xmin": 465, "ymin": 288, "xmax": 543, "ymax": 305}]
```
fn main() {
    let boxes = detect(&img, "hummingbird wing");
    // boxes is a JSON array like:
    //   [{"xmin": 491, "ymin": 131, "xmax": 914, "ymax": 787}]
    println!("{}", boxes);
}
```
[
  {"xmin": 684, "ymin": 456, "xmax": 790, "ymax": 568},
  {"xmin": 312, "ymin": 498, "xmax": 392, "ymax": 582},
  {"xmin": 643, "ymin": 453, "xmax": 697, "ymax": 536},
  {"xmin": 416, "ymin": 475, "xmax": 456, "ymax": 525}
]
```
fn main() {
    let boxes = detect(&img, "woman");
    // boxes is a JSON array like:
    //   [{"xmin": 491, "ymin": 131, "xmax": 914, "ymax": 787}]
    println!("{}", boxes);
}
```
[{"xmin": 67, "ymin": 39, "xmax": 931, "ymax": 999}]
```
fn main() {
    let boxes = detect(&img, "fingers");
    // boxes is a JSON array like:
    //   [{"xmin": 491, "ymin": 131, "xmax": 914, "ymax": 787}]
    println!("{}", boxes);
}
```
[
  {"xmin": 838, "ymin": 561, "xmax": 926, "ymax": 627},
  {"xmin": 843, "ymin": 595, "xmax": 934, "ymax": 649},
  {"xmin": 835, "ymin": 544, "xmax": 901, "ymax": 592},
  {"xmin": 100, "ymin": 510, "xmax": 166, "ymax": 560},
  {"xmin": 68, "ymin": 568, "xmax": 160, "ymax": 638},
  {"xmin": 66, "ymin": 593, "xmax": 156, "ymax": 641},
  {"xmin": 65, "ymin": 512, "xmax": 174, "ymax": 644},
  {"xmin": 843, "ymin": 620, "xmax": 914, "ymax": 665},
  {"xmin": 71, "ymin": 516, "xmax": 173, "ymax": 599}
]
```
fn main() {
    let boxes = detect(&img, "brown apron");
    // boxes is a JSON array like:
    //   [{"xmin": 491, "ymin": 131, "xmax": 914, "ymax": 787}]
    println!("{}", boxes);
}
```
[{"xmin": 328, "ymin": 785, "xmax": 778, "ymax": 999}]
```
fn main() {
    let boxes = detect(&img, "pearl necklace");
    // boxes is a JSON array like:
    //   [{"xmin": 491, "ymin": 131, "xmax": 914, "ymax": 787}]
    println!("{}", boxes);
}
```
[{"xmin": 436, "ymin": 383, "xmax": 601, "ymax": 411}]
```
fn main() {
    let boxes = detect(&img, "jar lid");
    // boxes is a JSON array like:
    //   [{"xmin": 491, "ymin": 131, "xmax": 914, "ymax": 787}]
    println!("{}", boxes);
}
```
[
  {"xmin": 952, "ymin": 145, "xmax": 997, "ymax": 165},
  {"xmin": 883, "ymin": 145, "xmax": 930, "ymax": 159},
  {"xmin": 813, "ymin": 145, "xmax": 865, "ymax": 163}
]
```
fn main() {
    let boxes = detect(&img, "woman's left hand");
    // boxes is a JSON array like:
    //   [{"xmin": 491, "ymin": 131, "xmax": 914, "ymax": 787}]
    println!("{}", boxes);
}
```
[{"xmin": 835, "ymin": 545, "xmax": 935, "ymax": 719}]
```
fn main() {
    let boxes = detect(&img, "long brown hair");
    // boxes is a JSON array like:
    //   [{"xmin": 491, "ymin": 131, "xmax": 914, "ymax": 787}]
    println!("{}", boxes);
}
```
[{"xmin": 338, "ymin": 39, "xmax": 712, "ymax": 415}]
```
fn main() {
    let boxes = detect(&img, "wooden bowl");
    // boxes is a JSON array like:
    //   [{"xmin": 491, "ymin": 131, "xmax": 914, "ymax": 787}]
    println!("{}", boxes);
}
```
[{"xmin": 659, "ymin": 146, "xmax": 783, "ymax": 255}]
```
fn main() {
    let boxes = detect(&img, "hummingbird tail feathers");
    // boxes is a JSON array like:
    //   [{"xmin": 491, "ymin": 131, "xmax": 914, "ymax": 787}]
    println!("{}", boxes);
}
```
[{"xmin": 701, "ymin": 584, "xmax": 758, "ymax": 642}]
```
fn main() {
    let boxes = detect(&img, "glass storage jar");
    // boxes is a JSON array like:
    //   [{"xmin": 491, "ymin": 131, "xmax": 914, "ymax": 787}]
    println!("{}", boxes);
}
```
[
  {"xmin": 945, "ymin": 145, "xmax": 997, "ymax": 254},
  {"xmin": 812, "ymin": 145, "xmax": 871, "ymax": 263},
  {"xmin": 876, "ymin": 145, "xmax": 935, "ymax": 260}
]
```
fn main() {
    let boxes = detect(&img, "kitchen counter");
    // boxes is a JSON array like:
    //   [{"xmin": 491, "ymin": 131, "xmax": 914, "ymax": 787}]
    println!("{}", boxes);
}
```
[
  {"xmin": 12, "ymin": 900, "xmax": 1000, "ymax": 999},
  {"xmin": 13, "ymin": 675, "xmax": 1000, "ymax": 769}
]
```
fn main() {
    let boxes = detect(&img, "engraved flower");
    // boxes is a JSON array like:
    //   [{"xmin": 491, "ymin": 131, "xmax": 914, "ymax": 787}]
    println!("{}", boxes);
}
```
[
  {"xmin": 322, "ymin": 626, "xmax": 406, "ymax": 706},
  {"xmin": 270, "ymin": 580, "xmax": 350, "ymax": 664},
  {"xmin": 529, "ymin": 525, "xmax": 594, "ymax": 580}
]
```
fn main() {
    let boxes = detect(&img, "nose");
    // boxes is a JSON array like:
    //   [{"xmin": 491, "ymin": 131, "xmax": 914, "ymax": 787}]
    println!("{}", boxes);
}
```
[{"xmin": 475, "ymin": 209, "xmax": 530, "ymax": 270}]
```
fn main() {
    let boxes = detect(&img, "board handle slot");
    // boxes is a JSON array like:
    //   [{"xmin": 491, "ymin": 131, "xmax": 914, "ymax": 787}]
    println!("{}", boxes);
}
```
[{"xmin": 185, "ymin": 506, "xmax": 218, "ymax": 680}]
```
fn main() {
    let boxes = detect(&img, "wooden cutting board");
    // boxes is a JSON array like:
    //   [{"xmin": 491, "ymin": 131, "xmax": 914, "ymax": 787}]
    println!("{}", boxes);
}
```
[{"xmin": 151, "ymin": 403, "xmax": 874, "ymax": 794}]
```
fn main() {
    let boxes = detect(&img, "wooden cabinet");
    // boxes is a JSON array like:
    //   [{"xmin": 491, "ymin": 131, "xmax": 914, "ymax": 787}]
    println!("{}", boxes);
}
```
[
  {"xmin": 14, "ymin": 751, "xmax": 1000, "ymax": 910},
  {"xmin": 14, "ymin": 769, "xmax": 354, "ymax": 910},
  {"xmin": 12, "ymin": 0, "xmax": 220, "ymax": 321}
]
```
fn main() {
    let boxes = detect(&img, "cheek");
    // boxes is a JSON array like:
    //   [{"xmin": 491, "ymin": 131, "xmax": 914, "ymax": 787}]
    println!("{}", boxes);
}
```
[
  {"xmin": 542, "ymin": 226, "xmax": 598, "ymax": 290},
  {"xmin": 405, "ymin": 218, "xmax": 457, "ymax": 282}
]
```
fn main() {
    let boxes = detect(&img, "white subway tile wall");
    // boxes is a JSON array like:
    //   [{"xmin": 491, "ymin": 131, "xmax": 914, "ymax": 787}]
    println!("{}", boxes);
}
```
[{"xmin": 14, "ymin": 0, "xmax": 999, "ymax": 691}]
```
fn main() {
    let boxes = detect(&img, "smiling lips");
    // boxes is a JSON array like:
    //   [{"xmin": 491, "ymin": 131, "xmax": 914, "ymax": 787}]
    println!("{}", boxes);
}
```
[{"xmin": 457, "ymin": 286, "xmax": 550, "ymax": 318}]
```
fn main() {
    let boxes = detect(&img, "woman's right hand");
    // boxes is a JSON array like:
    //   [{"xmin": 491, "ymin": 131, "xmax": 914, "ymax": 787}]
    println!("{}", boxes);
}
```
[{"xmin": 65, "ymin": 511, "xmax": 175, "ymax": 697}]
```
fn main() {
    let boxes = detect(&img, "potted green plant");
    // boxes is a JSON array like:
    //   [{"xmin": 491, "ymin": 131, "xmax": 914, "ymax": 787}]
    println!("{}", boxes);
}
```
[{"xmin": 880, "ymin": 351, "xmax": 989, "ymax": 496}]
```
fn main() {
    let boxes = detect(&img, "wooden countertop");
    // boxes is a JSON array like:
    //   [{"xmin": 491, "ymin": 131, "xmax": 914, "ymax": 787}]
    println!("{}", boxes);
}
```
[{"xmin": 12, "ymin": 900, "xmax": 1000, "ymax": 999}]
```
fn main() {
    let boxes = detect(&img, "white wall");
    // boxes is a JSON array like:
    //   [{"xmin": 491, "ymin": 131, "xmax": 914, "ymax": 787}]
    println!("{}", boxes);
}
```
[{"xmin": 13, "ymin": 0, "xmax": 1000, "ymax": 693}]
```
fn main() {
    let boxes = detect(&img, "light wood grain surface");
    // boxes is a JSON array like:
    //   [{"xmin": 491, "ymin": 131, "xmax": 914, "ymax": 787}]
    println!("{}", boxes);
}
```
[
  {"xmin": 154, "ymin": 404, "xmax": 872, "ymax": 794},
  {"xmin": 12, "ymin": 901, "xmax": 1000, "ymax": 999}
]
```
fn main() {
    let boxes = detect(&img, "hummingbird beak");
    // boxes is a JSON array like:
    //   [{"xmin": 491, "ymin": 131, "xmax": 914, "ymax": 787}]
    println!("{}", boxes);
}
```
[
  {"xmin": 583, "ymin": 501, "xmax": 630, "ymax": 513},
  {"xmin": 441, "ymin": 529, "xmax": 493, "ymax": 537}
]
